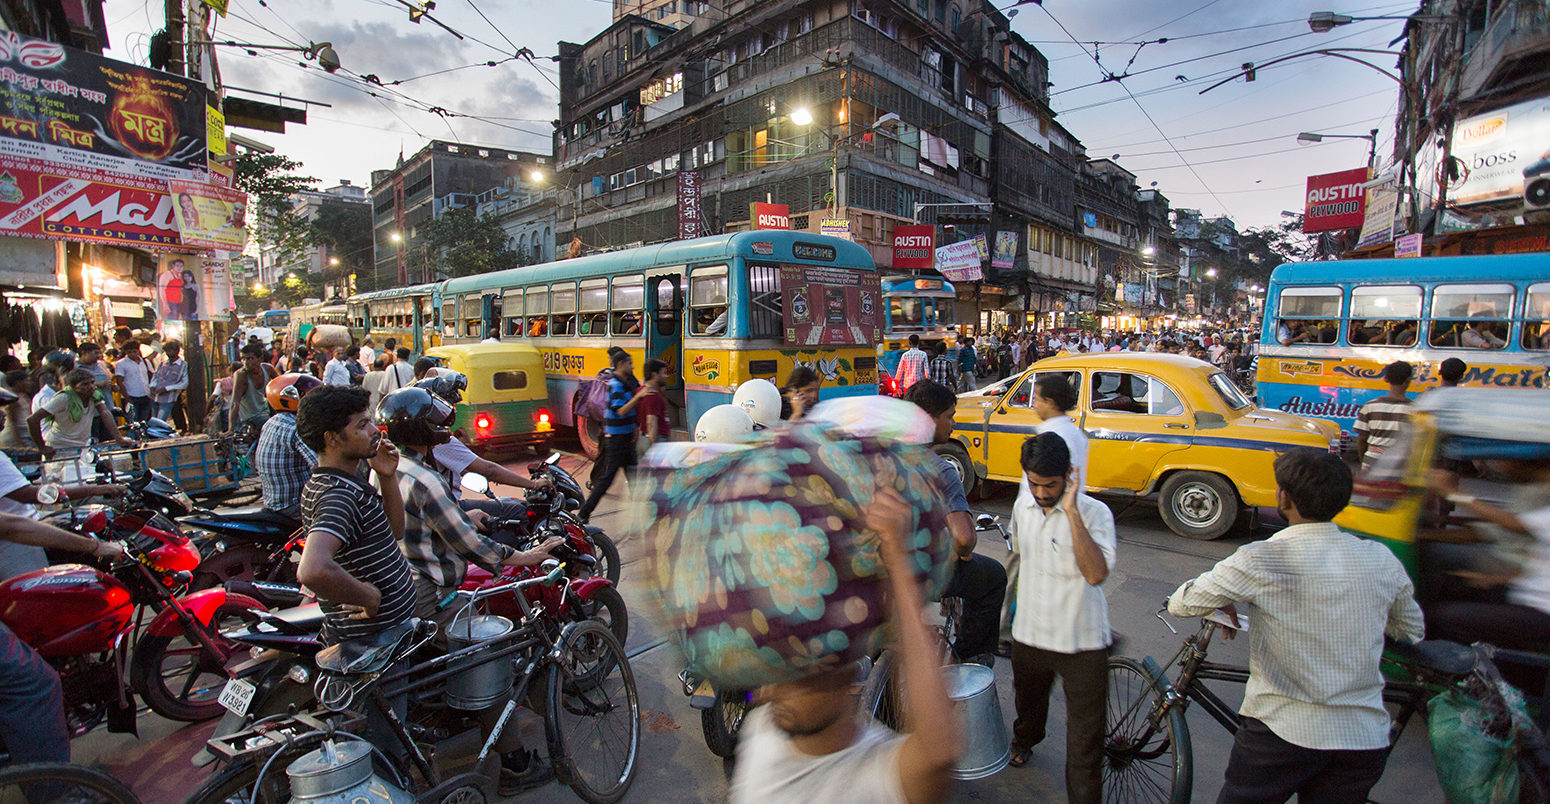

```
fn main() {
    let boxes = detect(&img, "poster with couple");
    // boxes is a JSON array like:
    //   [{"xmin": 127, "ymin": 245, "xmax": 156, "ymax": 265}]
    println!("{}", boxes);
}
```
[{"xmin": 155, "ymin": 253, "xmax": 233, "ymax": 321}]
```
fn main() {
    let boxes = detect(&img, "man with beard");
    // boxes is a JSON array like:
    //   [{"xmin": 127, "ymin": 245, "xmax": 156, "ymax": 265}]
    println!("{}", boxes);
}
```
[{"xmin": 730, "ymin": 488, "xmax": 960, "ymax": 804}]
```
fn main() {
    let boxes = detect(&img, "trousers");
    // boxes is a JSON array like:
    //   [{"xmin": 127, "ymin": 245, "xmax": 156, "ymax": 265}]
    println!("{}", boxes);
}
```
[
  {"xmin": 941, "ymin": 553, "xmax": 1007, "ymax": 662},
  {"xmin": 1217, "ymin": 717, "xmax": 1388, "ymax": 804},
  {"xmin": 1010, "ymin": 641, "xmax": 1107, "ymax": 804},
  {"xmin": 578, "ymin": 434, "xmax": 635, "ymax": 520},
  {"xmin": 0, "ymin": 622, "xmax": 69, "ymax": 764}
]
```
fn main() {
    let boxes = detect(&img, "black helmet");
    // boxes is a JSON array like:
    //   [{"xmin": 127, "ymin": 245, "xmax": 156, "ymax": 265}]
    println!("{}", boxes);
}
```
[
  {"xmin": 375, "ymin": 387, "xmax": 453, "ymax": 447},
  {"xmin": 41, "ymin": 349, "xmax": 75, "ymax": 373},
  {"xmin": 413, "ymin": 370, "xmax": 467, "ymax": 406}
]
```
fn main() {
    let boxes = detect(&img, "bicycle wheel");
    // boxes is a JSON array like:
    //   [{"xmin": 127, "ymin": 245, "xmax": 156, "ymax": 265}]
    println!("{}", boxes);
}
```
[
  {"xmin": 544, "ymin": 620, "xmax": 639, "ymax": 804},
  {"xmin": 1104, "ymin": 657, "xmax": 1191, "ymax": 804},
  {"xmin": 862, "ymin": 649, "xmax": 904, "ymax": 731},
  {"xmin": 0, "ymin": 763, "xmax": 139, "ymax": 804},
  {"xmin": 700, "ymin": 689, "xmax": 751, "ymax": 759}
]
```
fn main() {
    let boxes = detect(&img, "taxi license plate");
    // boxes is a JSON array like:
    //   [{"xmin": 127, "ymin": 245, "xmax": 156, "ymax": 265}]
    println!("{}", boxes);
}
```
[{"xmin": 219, "ymin": 678, "xmax": 256, "ymax": 716}]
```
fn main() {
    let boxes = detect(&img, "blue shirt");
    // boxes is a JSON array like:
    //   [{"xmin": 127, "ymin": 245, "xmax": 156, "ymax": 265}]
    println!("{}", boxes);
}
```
[
  {"xmin": 933, "ymin": 456, "xmax": 970, "ymax": 514},
  {"xmin": 603, "ymin": 375, "xmax": 638, "ymax": 436}
]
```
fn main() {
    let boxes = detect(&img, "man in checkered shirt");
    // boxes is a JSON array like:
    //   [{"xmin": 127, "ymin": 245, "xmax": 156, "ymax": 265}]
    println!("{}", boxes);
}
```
[
  {"xmin": 1168, "ymin": 447, "xmax": 1423, "ymax": 804},
  {"xmin": 927, "ymin": 342, "xmax": 958, "ymax": 389}
]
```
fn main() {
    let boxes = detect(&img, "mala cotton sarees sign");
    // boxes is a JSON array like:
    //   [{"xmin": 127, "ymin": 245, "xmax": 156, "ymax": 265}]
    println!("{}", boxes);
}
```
[{"xmin": 632, "ymin": 419, "xmax": 953, "ymax": 689}]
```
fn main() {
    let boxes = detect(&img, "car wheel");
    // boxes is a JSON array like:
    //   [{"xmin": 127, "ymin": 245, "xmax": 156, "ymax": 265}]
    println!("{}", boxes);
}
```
[
  {"xmin": 932, "ymin": 442, "xmax": 978, "ymax": 498},
  {"xmin": 1159, "ymin": 471, "xmax": 1238, "ymax": 540}
]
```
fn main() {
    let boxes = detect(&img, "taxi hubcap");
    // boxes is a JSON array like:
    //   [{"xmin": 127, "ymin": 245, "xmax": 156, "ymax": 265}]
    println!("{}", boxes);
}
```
[{"xmin": 1175, "ymin": 483, "xmax": 1223, "ymax": 527}]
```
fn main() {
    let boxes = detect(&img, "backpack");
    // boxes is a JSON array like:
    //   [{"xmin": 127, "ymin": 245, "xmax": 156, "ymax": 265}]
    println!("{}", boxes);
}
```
[{"xmin": 575, "ymin": 367, "xmax": 615, "ymax": 421}]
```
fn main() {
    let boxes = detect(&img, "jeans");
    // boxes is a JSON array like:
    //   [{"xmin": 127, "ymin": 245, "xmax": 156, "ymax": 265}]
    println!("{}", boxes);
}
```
[
  {"xmin": 153, "ymin": 400, "xmax": 175, "ymax": 421},
  {"xmin": 126, "ymin": 395, "xmax": 151, "ymax": 423},
  {"xmin": 1010, "ymin": 641, "xmax": 1107, "ymax": 804},
  {"xmin": 578, "ymin": 434, "xmax": 636, "ymax": 520},
  {"xmin": 957, "ymin": 371, "xmax": 977, "ymax": 392},
  {"xmin": 942, "ymin": 553, "xmax": 1007, "ymax": 662},
  {"xmin": 0, "ymin": 621, "xmax": 69, "ymax": 765},
  {"xmin": 1217, "ymin": 717, "xmax": 1387, "ymax": 804}
]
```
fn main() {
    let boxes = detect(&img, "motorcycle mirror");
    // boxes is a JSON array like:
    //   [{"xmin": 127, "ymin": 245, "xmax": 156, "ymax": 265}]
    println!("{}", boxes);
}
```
[
  {"xmin": 974, "ymin": 513, "xmax": 997, "ymax": 531},
  {"xmin": 461, "ymin": 474, "xmax": 489, "ymax": 495},
  {"xmin": 545, "ymin": 452, "xmax": 561, "ymax": 466},
  {"xmin": 35, "ymin": 483, "xmax": 61, "ymax": 505}
]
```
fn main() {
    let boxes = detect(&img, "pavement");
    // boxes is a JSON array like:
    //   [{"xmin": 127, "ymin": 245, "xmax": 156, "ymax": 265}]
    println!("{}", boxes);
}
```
[{"xmin": 73, "ymin": 443, "xmax": 1443, "ymax": 803}]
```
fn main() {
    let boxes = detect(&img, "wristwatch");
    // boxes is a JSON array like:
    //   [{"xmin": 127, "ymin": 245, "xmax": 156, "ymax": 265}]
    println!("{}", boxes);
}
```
[{"xmin": 1446, "ymin": 492, "xmax": 1477, "ymax": 506}]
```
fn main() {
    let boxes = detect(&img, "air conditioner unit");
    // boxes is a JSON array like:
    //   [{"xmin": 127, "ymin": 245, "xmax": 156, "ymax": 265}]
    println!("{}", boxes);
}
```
[{"xmin": 1525, "ymin": 175, "xmax": 1550, "ymax": 209}]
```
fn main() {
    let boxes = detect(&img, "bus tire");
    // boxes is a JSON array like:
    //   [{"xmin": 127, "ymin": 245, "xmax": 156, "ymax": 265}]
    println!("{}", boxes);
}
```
[
  {"xmin": 932, "ymin": 442, "xmax": 978, "ymax": 498},
  {"xmin": 1159, "ymin": 471, "xmax": 1238, "ymax": 541},
  {"xmin": 576, "ymin": 413, "xmax": 603, "ymax": 460}
]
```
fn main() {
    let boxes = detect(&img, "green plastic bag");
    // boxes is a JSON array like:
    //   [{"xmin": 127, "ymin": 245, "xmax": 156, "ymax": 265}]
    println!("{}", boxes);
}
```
[{"xmin": 1428, "ymin": 688, "xmax": 1521, "ymax": 804}]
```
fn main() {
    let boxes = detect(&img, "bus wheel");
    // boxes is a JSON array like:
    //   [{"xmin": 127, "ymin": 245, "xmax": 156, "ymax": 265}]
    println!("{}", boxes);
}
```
[
  {"xmin": 577, "ymin": 416, "xmax": 603, "ymax": 460},
  {"xmin": 1159, "ymin": 471, "xmax": 1238, "ymax": 540}
]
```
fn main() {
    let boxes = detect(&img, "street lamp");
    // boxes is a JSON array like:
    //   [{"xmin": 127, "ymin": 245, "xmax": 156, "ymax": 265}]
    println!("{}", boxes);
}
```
[
  {"xmin": 1307, "ymin": 11, "xmax": 1446, "ymax": 32},
  {"xmin": 789, "ymin": 107, "xmax": 814, "ymax": 127},
  {"xmin": 328, "ymin": 257, "xmax": 340, "ymax": 266},
  {"xmin": 1296, "ymin": 128, "xmax": 1381, "ymax": 169},
  {"xmin": 529, "ymin": 169, "xmax": 545, "ymax": 183},
  {"xmin": 389, "ymin": 231, "xmax": 402, "ymax": 243},
  {"xmin": 1205, "ymin": 268, "xmax": 1218, "ymax": 278}
]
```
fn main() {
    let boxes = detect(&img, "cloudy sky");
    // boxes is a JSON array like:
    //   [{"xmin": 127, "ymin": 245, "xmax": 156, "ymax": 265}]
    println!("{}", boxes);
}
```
[{"xmin": 101, "ymin": 0, "xmax": 1414, "ymax": 229}]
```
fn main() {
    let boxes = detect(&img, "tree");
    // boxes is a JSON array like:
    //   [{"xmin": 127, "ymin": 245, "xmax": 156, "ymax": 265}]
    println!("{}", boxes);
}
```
[
  {"xmin": 233, "ymin": 151, "xmax": 318, "ymax": 273},
  {"xmin": 420, "ymin": 207, "xmax": 516, "ymax": 279},
  {"xmin": 311, "ymin": 203, "xmax": 373, "ymax": 291}
]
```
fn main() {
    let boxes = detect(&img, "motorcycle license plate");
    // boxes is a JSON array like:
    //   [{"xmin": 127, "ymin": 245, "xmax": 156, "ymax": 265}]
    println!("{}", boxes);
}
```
[{"xmin": 219, "ymin": 678, "xmax": 256, "ymax": 716}]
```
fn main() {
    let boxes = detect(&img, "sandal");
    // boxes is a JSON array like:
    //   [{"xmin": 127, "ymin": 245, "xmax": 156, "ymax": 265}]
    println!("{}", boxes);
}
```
[{"xmin": 1008, "ymin": 747, "xmax": 1032, "ymax": 768}]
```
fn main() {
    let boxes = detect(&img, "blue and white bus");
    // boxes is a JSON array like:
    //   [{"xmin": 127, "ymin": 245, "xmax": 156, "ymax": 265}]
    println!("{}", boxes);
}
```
[{"xmin": 877, "ymin": 276, "xmax": 959, "ymax": 380}]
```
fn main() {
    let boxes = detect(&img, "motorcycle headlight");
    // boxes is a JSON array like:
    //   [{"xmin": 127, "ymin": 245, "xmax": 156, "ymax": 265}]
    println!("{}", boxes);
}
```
[{"xmin": 287, "ymin": 665, "xmax": 311, "ymax": 685}]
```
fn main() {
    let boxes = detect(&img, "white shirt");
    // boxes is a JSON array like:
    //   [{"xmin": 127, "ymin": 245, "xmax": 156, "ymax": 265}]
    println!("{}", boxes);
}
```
[
  {"xmin": 32, "ymin": 384, "xmax": 56, "ymax": 414},
  {"xmin": 1010, "ymin": 488, "xmax": 1116, "ymax": 653},
  {"xmin": 358, "ymin": 346, "xmax": 375, "ymax": 367},
  {"xmin": 431, "ymin": 437, "xmax": 481, "ymax": 494},
  {"xmin": 384, "ymin": 361, "xmax": 415, "ymax": 392},
  {"xmin": 731, "ymin": 706, "xmax": 906, "ymax": 804},
  {"xmin": 115, "ymin": 358, "xmax": 150, "ymax": 397},
  {"xmin": 0, "ymin": 451, "xmax": 45, "ymax": 580},
  {"xmin": 1035, "ymin": 414, "xmax": 1089, "ymax": 490},
  {"xmin": 1168, "ymin": 522, "xmax": 1424, "ymax": 750},
  {"xmin": 323, "ymin": 358, "xmax": 352, "ymax": 387},
  {"xmin": 1510, "ymin": 505, "xmax": 1550, "ymax": 616}
]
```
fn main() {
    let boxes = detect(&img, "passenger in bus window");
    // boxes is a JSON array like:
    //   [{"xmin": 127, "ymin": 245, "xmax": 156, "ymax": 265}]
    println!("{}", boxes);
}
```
[
  {"xmin": 1523, "ymin": 321, "xmax": 1550, "ymax": 351},
  {"xmin": 528, "ymin": 317, "xmax": 547, "ymax": 337},
  {"xmin": 1461, "ymin": 316, "xmax": 1507, "ymax": 350},
  {"xmin": 1276, "ymin": 319, "xmax": 1312, "ymax": 346}
]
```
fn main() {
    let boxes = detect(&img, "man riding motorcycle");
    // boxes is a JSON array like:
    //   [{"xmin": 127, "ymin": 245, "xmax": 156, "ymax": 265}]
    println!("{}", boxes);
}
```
[
  {"xmin": 255, "ymin": 373, "xmax": 323, "ymax": 521},
  {"xmin": 414, "ymin": 372, "xmax": 555, "ymax": 523}
]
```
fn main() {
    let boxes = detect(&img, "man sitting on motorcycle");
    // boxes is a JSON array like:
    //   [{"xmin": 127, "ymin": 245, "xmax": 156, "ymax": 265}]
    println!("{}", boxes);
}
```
[
  {"xmin": 413, "ymin": 373, "xmax": 554, "ymax": 522},
  {"xmin": 255, "ymin": 373, "xmax": 323, "ymax": 521},
  {"xmin": 374, "ymin": 386, "xmax": 563, "ymax": 795}
]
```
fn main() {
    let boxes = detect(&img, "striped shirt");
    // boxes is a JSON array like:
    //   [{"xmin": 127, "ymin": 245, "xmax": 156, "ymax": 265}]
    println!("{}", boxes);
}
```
[
  {"xmin": 1353, "ymin": 395, "xmax": 1412, "ymax": 469},
  {"xmin": 603, "ymin": 375, "xmax": 638, "ymax": 436},
  {"xmin": 928, "ymin": 355, "xmax": 958, "ymax": 388},
  {"xmin": 301, "ymin": 467, "xmax": 416, "ymax": 645},
  {"xmin": 895, "ymin": 348, "xmax": 928, "ymax": 390},
  {"xmin": 1168, "ymin": 522, "xmax": 1424, "ymax": 750}
]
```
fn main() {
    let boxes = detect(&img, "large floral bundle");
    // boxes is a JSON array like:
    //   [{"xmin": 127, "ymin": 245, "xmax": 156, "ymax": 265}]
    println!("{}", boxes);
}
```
[{"xmin": 631, "ymin": 411, "xmax": 952, "ymax": 689}]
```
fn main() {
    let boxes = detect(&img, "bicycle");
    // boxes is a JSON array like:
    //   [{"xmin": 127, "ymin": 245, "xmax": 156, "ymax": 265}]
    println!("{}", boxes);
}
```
[
  {"xmin": 187, "ymin": 562, "xmax": 640, "ymax": 804},
  {"xmin": 0, "ymin": 762, "xmax": 141, "ymax": 803},
  {"xmin": 1102, "ymin": 605, "xmax": 1550, "ymax": 804}
]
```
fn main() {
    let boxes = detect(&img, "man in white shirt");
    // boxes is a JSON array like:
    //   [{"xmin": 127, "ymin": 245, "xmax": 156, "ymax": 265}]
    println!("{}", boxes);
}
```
[
  {"xmin": 731, "ymin": 488, "xmax": 960, "ymax": 804},
  {"xmin": 384, "ymin": 348, "xmax": 415, "ymax": 391},
  {"xmin": 323, "ymin": 347, "xmax": 353, "ymax": 387},
  {"xmin": 1006, "ymin": 433, "xmax": 1115, "ymax": 804},
  {"xmin": 1169, "ymin": 448, "xmax": 1423, "ymax": 803},
  {"xmin": 894, "ymin": 334, "xmax": 928, "ymax": 392},
  {"xmin": 1031, "ymin": 374, "xmax": 1088, "ymax": 489},
  {"xmin": 113, "ymin": 347, "xmax": 152, "ymax": 423}
]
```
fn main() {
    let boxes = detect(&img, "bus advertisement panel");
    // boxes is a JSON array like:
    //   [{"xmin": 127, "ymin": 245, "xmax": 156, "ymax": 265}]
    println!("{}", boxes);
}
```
[{"xmin": 781, "ymin": 264, "xmax": 881, "ymax": 346}]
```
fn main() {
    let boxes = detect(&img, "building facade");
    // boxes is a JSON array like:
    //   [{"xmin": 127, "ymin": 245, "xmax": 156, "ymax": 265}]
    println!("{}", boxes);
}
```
[{"xmin": 255, "ymin": 180, "xmax": 369, "ymax": 296}]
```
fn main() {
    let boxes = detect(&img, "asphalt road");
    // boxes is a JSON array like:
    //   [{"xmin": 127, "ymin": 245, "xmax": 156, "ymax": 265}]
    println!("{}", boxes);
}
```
[{"xmin": 73, "ymin": 447, "xmax": 1443, "ymax": 803}]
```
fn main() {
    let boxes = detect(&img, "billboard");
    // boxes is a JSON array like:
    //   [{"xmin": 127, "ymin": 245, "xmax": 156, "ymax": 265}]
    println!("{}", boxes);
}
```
[
  {"xmin": 819, "ymin": 218, "xmax": 851, "ymax": 240},
  {"xmin": 168, "ymin": 178, "xmax": 247, "ymax": 251},
  {"xmin": 935, "ymin": 237, "xmax": 983, "ymax": 282},
  {"xmin": 1450, "ymin": 96, "xmax": 1550, "ymax": 206},
  {"xmin": 0, "ymin": 32, "xmax": 208, "ymax": 180},
  {"xmin": 1303, "ymin": 167, "xmax": 1369, "ymax": 232},
  {"xmin": 991, "ymin": 230, "xmax": 1018, "ymax": 269},
  {"xmin": 779, "ymin": 263, "xmax": 882, "ymax": 346},
  {"xmin": 0, "ymin": 152, "xmax": 182, "ymax": 248},
  {"xmin": 892, "ymin": 224, "xmax": 933, "ymax": 270},
  {"xmin": 750, "ymin": 201, "xmax": 789, "ymax": 230}
]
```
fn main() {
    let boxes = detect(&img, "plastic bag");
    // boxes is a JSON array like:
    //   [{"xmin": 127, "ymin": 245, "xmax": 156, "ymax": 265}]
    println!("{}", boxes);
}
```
[{"xmin": 1427, "ymin": 687, "xmax": 1521, "ymax": 804}]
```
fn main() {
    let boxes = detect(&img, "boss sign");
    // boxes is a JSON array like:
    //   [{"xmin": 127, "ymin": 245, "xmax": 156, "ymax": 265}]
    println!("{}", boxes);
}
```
[{"xmin": 1302, "ymin": 167, "xmax": 1370, "ymax": 233}]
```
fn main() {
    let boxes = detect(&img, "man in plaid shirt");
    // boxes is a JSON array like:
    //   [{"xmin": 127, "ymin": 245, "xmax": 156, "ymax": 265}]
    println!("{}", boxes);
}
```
[{"xmin": 928, "ymin": 342, "xmax": 958, "ymax": 389}]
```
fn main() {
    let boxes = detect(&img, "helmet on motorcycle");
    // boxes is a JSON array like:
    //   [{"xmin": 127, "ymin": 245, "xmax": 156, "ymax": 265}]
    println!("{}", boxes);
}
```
[
  {"xmin": 265, "ymin": 373, "xmax": 324, "ymax": 414},
  {"xmin": 376, "ymin": 386, "xmax": 454, "ymax": 447},
  {"xmin": 41, "ymin": 349, "xmax": 76, "ymax": 374},
  {"xmin": 732, "ymin": 379, "xmax": 781, "ymax": 428},
  {"xmin": 694, "ymin": 404, "xmax": 754, "ymax": 443},
  {"xmin": 413, "ymin": 370, "xmax": 468, "ymax": 406}
]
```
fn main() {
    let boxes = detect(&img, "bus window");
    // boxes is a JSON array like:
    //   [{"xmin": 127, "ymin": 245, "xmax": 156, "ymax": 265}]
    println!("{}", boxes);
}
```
[
  {"xmin": 1274, "ymin": 286, "xmax": 1341, "ymax": 345},
  {"xmin": 550, "ymin": 284, "xmax": 577, "ymax": 336},
  {"xmin": 1430, "ymin": 283, "xmax": 1512, "ymax": 349},
  {"xmin": 526, "ymin": 288, "xmax": 549, "ymax": 337},
  {"xmin": 936, "ymin": 300, "xmax": 956, "ymax": 327},
  {"xmin": 749, "ymin": 263, "xmax": 781, "ymax": 339},
  {"xmin": 578, "ymin": 279, "xmax": 609, "ymax": 337},
  {"xmin": 1348, "ymin": 285, "xmax": 1420, "ymax": 347},
  {"xmin": 612, "ymin": 275, "xmax": 644, "ymax": 336},
  {"xmin": 463, "ymin": 294, "xmax": 482, "ymax": 338},
  {"xmin": 502, "ymin": 289, "xmax": 524, "ymax": 337},
  {"xmin": 689, "ymin": 265, "xmax": 729, "ymax": 335},
  {"xmin": 1522, "ymin": 283, "xmax": 1550, "ymax": 351},
  {"xmin": 890, "ymin": 298, "xmax": 925, "ymax": 327},
  {"xmin": 442, "ymin": 300, "xmax": 456, "ymax": 337},
  {"xmin": 652, "ymin": 275, "xmax": 681, "ymax": 337}
]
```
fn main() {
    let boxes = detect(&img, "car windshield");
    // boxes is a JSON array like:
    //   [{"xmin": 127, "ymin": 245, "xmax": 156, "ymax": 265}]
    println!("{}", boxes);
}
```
[{"xmin": 1207, "ymin": 372, "xmax": 1252, "ymax": 410}]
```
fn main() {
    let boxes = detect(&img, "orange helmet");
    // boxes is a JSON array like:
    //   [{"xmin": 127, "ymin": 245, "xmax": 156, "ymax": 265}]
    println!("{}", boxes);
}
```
[{"xmin": 266, "ymin": 373, "xmax": 323, "ymax": 413}]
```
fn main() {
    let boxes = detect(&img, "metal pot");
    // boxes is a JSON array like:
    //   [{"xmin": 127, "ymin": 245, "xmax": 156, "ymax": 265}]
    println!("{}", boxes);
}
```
[
  {"xmin": 942, "ymin": 663, "xmax": 1010, "ymax": 779},
  {"xmin": 286, "ymin": 740, "xmax": 413, "ymax": 803},
  {"xmin": 444, "ymin": 612, "xmax": 516, "ymax": 711}
]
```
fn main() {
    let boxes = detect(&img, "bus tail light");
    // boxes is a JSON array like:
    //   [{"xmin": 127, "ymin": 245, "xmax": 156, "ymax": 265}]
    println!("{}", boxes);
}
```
[
  {"xmin": 475, "ymin": 413, "xmax": 494, "ymax": 436},
  {"xmin": 536, "ymin": 409, "xmax": 553, "ymax": 430}
]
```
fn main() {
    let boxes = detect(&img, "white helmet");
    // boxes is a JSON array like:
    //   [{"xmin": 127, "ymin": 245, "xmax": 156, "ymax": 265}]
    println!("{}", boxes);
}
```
[
  {"xmin": 695, "ymin": 404, "xmax": 755, "ymax": 443},
  {"xmin": 732, "ymin": 378, "xmax": 782, "ymax": 427}
]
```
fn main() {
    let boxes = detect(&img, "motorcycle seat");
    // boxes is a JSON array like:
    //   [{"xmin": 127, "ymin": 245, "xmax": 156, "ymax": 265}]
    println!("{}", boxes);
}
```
[
  {"xmin": 1388, "ymin": 639, "xmax": 1475, "ymax": 676},
  {"xmin": 216, "ymin": 508, "xmax": 302, "ymax": 529},
  {"xmin": 263, "ymin": 603, "xmax": 326, "ymax": 633},
  {"xmin": 316, "ymin": 618, "xmax": 426, "ymax": 676}
]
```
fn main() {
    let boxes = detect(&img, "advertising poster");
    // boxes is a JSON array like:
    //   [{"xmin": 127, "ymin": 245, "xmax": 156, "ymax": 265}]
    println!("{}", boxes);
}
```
[
  {"xmin": 0, "ymin": 152, "xmax": 182, "ymax": 248},
  {"xmin": 200, "ymin": 253, "xmax": 235, "ymax": 319},
  {"xmin": 779, "ymin": 263, "xmax": 881, "ymax": 346},
  {"xmin": 0, "ymin": 32, "xmax": 208, "ymax": 180},
  {"xmin": 935, "ymin": 239, "xmax": 983, "ymax": 282},
  {"xmin": 991, "ymin": 230, "xmax": 1018, "ymax": 269},
  {"xmin": 1302, "ymin": 167, "xmax": 1369, "ymax": 232},
  {"xmin": 1450, "ymin": 96, "xmax": 1550, "ymax": 206},
  {"xmin": 676, "ymin": 169, "xmax": 700, "ymax": 239},
  {"xmin": 1394, "ymin": 233, "xmax": 1423, "ymax": 258},
  {"xmin": 819, "ymin": 218, "xmax": 851, "ymax": 240},
  {"xmin": 1356, "ymin": 180, "xmax": 1400, "ymax": 248},
  {"xmin": 167, "ymin": 178, "xmax": 247, "ymax": 250},
  {"xmin": 156, "ymin": 253, "xmax": 203, "ymax": 321},
  {"xmin": 892, "ymin": 224, "xmax": 933, "ymax": 270},
  {"xmin": 750, "ymin": 201, "xmax": 789, "ymax": 230}
]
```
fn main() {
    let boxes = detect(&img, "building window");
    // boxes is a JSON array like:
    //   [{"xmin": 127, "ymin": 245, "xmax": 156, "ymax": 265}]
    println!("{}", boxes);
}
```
[
  {"xmin": 950, "ymin": 6, "xmax": 960, "ymax": 28},
  {"xmin": 934, "ymin": 0, "xmax": 946, "ymax": 22}
]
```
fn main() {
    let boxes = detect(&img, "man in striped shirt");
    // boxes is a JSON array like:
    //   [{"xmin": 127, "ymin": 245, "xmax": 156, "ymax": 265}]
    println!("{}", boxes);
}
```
[
  {"xmin": 1354, "ymin": 361, "xmax": 1413, "ymax": 471},
  {"xmin": 578, "ymin": 350, "xmax": 651, "ymax": 522}
]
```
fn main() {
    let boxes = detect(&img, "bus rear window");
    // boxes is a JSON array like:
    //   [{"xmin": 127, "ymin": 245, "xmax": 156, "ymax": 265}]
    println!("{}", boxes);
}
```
[{"xmin": 1523, "ymin": 283, "xmax": 1550, "ymax": 351}]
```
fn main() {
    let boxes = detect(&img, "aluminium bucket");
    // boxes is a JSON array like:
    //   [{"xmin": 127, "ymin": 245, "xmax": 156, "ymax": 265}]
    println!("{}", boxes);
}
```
[
  {"xmin": 943, "ymin": 662, "xmax": 1009, "ymax": 779},
  {"xmin": 444, "ymin": 613, "xmax": 516, "ymax": 711}
]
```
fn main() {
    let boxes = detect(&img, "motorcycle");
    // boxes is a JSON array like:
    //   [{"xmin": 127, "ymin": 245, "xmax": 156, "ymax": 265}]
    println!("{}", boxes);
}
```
[
  {"xmin": 0, "ymin": 511, "xmax": 266, "ymax": 742},
  {"xmin": 179, "ymin": 505, "xmax": 303, "ymax": 589},
  {"xmin": 463, "ymin": 517, "xmax": 628, "ymax": 648},
  {"xmin": 461, "ymin": 452, "xmax": 621, "ymax": 585},
  {"xmin": 679, "ymin": 670, "xmax": 752, "ymax": 760}
]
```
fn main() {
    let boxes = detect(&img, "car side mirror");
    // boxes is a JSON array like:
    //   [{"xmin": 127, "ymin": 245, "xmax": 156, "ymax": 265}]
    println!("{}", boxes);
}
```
[
  {"xmin": 1194, "ymin": 411, "xmax": 1227, "ymax": 429},
  {"xmin": 461, "ymin": 473, "xmax": 489, "ymax": 495}
]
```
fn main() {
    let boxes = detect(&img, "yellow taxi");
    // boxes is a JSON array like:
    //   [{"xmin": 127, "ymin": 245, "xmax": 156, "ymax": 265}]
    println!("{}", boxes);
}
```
[{"xmin": 942, "ymin": 353, "xmax": 1342, "ymax": 540}]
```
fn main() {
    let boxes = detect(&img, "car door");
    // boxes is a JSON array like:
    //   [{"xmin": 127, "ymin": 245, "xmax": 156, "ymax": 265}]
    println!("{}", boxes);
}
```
[
  {"xmin": 983, "ymin": 369, "xmax": 1082, "ymax": 480},
  {"xmin": 1079, "ymin": 370, "xmax": 1193, "ymax": 493}
]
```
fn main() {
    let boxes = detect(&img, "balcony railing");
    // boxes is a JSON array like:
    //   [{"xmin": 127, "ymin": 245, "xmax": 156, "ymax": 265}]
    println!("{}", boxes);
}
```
[{"xmin": 1461, "ymin": 0, "xmax": 1550, "ymax": 100}]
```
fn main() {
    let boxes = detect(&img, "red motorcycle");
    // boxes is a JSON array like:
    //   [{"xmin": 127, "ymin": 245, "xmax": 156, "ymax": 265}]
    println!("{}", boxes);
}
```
[
  {"xmin": 461, "ymin": 518, "xmax": 627, "ymax": 648},
  {"xmin": 0, "ymin": 495, "xmax": 266, "ymax": 738}
]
